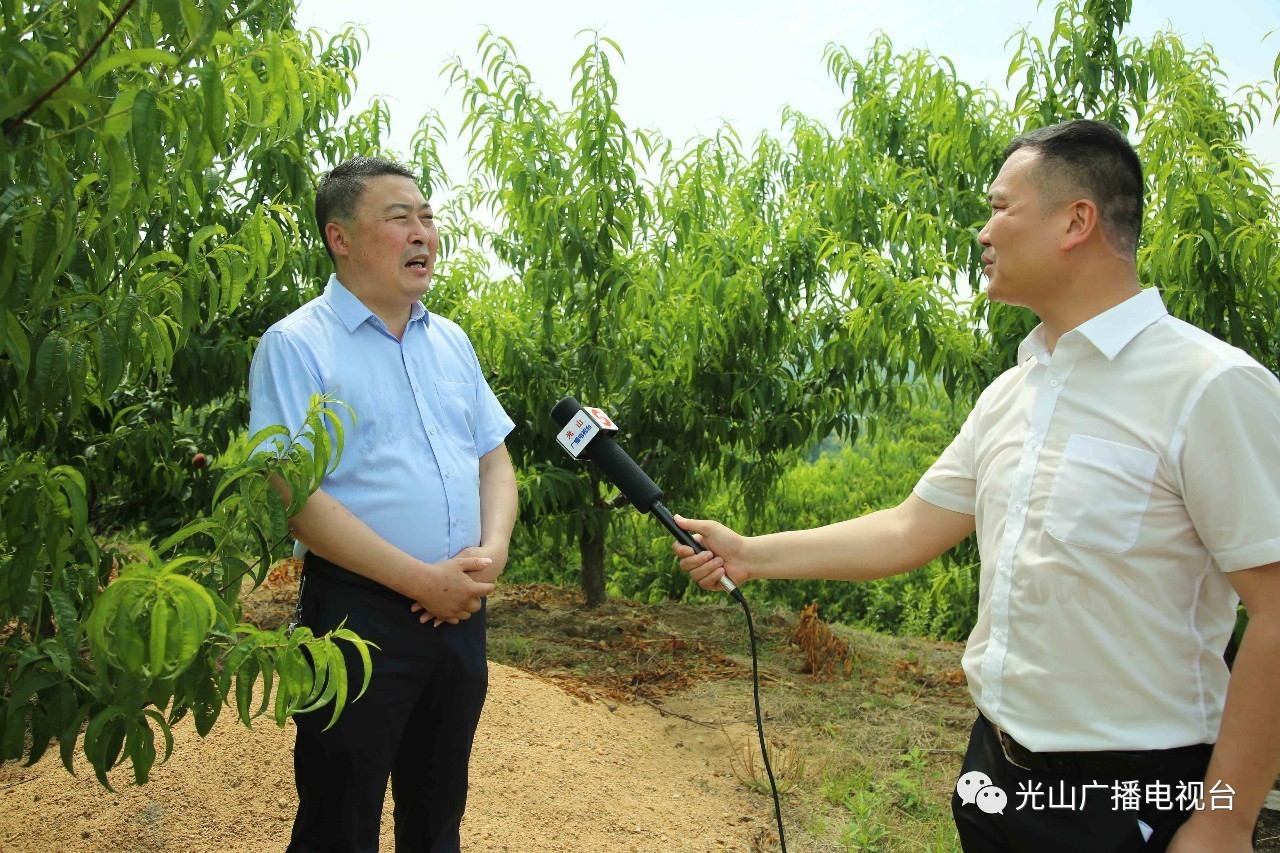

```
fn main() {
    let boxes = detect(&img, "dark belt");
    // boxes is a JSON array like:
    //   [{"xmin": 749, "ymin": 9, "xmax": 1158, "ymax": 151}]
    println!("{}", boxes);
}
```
[
  {"xmin": 983, "ymin": 715, "xmax": 1213, "ymax": 779},
  {"xmin": 303, "ymin": 551, "xmax": 412, "ymax": 603}
]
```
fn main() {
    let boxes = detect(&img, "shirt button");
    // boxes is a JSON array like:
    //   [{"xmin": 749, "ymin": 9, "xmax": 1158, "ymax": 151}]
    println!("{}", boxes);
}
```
[
  {"xmin": 1049, "ymin": 379, "xmax": 1059, "ymax": 387},
  {"xmin": 412, "ymin": 383, "xmax": 420, "ymax": 392},
  {"xmin": 444, "ymin": 472, "xmax": 451, "ymax": 479},
  {"xmin": 429, "ymin": 428, "xmax": 437, "ymax": 436}
]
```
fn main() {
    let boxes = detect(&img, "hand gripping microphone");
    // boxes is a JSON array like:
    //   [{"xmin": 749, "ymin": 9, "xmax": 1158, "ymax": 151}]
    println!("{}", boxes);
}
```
[{"xmin": 549, "ymin": 397, "xmax": 743, "ymax": 601}]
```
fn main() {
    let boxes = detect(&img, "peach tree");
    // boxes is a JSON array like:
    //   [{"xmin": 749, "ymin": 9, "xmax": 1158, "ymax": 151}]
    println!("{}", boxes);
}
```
[{"xmin": 0, "ymin": 0, "xmax": 408, "ymax": 785}]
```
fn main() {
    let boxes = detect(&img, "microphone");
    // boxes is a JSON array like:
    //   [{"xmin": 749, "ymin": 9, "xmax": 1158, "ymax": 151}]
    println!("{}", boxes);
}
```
[{"xmin": 549, "ymin": 396, "xmax": 742, "ymax": 599}]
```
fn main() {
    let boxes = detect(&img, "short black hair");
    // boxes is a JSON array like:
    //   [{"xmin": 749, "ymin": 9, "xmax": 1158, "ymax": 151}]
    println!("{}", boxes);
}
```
[
  {"xmin": 1003, "ymin": 120, "xmax": 1144, "ymax": 256},
  {"xmin": 315, "ymin": 156, "xmax": 417, "ymax": 262}
]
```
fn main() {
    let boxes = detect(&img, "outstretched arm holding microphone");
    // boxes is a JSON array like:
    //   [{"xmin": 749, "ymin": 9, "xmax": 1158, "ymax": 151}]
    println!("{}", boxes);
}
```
[{"xmin": 671, "ymin": 493, "xmax": 975, "ymax": 590}]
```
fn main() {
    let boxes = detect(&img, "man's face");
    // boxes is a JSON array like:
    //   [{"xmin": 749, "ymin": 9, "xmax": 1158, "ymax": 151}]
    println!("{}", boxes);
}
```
[
  {"xmin": 331, "ymin": 174, "xmax": 438, "ymax": 307},
  {"xmin": 977, "ymin": 149, "xmax": 1064, "ymax": 310}
]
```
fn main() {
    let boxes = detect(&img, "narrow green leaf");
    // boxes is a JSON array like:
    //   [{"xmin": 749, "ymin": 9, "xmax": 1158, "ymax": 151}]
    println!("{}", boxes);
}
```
[
  {"xmin": 46, "ymin": 589, "xmax": 79, "ymax": 659},
  {"xmin": 32, "ymin": 331, "xmax": 69, "ymax": 415},
  {"xmin": 3, "ymin": 311, "xmax": 31, "ymax": 380},
  {"xmin": 142, "ymin": 709, "xmax": 174, "ymax": 763},
  {"xmin": 114, "ymin": 293, "xmax": 142, "ymax": 351},
  {"xmin": 131, "ymin": 90, "xmax": 159, "ymax": 190},
  {"xmin": 128, "ymin": 715, "xmax": 158, "ymax": 784},
  {"xmin": 74, "ymin": 0, "xmax": 96, "ymax": 42},
  {"xmin": 156, "ymin": 518, "xmax": 220, "ymax": 555},
  {"xmin": 234, "ymin": 657, "xmax": 260, "ymax": 726},
  {"xmin": 101, "ymin": 87, "xmax": 138, "ymax": 140},
  {"xmin": 192, "ymin": 666, "xmax": 221, "ymax": 737},
  {"xmin": 102, "ymin": 136, "xmax": 133, "ymax": 223},
  {"xmin": 84, "ymin": 705, "xmax": 128, "ymax": 790},
  {"xmin": 59, "ymin": 705, "xmax": 92, "ymax": 776},
  {"xmin": 86, "ymin": 49, "xmax": 180, "ymax": 86},
  {"xmin": 329, "ymin": 628, "xmax": 374, "ymax": 701},
  {"xmin": 94, "ymin": 327, "xmax": 124, "ymax": 399},
  {"xmin": 148, "ymin": 591, "xmax": 172, "ymax": 679},
  {"xmin": 66, "ymin": 339, "xmax": 88, "ymax": 418}
]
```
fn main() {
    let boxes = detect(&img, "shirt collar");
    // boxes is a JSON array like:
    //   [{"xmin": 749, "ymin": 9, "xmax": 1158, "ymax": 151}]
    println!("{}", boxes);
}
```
[
  {"xmin": 1017, "ymin": 287, "xmax": 1168, "ymax": 364},
  {"xmin": 323, "ymin": 274, "xmax": 430, "ymax": 334}
]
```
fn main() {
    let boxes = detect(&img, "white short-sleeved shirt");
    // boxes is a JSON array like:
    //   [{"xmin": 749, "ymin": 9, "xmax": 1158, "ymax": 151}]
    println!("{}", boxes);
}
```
[{"xmin": 915, "ymin": 287, "xmax": 1280, "ymax": 752}]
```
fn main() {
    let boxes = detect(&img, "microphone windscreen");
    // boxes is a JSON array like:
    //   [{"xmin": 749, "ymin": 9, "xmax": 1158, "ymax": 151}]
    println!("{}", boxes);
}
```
[
  {"xmin": 550, "ymin": 396, "xmax": 583, "ymax": 428},
  {"xmin": 548, "ymin": 396, "xmax": 664, "ymax": 512},
  {"xmin": 586, "ymin": 436, "xmax": 664, "ymax": 513}
]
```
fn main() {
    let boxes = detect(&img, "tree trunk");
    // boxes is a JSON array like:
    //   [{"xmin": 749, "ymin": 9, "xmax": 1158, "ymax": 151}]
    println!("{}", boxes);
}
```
[{"xmin": 579, "ymin": 520, "xmax": 607, "ymax": 609}]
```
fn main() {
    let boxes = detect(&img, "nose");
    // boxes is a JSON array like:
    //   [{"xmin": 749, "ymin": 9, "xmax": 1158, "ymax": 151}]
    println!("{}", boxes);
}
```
[
  {"xmin": 409, "ymin": 213, "xmax": 437, "ymax": 246},
  {"xmin": 977, "ymin": 220, "xmax": 992, "ymax": 247},
  {"xmin": 409, "ymin": 218, "xmax": 429, "ymax": 244}
]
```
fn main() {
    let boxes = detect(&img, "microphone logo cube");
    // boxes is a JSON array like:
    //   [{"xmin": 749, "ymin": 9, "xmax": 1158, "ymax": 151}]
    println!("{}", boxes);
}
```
[
  {"xmin": 556, "ymin": 411, "xmax": 601, "ymax": 458},
  {"xmin": 586, "ymin": 407, "xmax": 618, "ymax": 433},
  {"xmin": 554, "ymin": 406, "xmax": 619, "ymax": 458}
]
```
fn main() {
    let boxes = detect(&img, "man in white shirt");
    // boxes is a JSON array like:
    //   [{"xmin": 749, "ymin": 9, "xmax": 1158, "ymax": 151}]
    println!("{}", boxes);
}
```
[{"xmin": 672, "ymin": 120, "xmax": 1280, "ymax": 852}]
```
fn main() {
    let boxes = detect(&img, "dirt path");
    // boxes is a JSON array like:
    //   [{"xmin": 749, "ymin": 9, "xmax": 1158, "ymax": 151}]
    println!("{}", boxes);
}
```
[{"xmin": 0, "ymin": 663, "xmax": 766, "ymax": 851}]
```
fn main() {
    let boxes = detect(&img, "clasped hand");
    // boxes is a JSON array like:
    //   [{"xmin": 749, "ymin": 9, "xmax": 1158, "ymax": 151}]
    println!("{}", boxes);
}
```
[{"xmin": 408, "ymin": 550, "xmax": 497, "ymax": 626}]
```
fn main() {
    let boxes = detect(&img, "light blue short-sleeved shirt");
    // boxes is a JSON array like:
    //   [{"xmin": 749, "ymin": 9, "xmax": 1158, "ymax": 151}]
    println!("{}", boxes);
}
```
[{"xmin": 248, "ymin": 275, "xmax": 515, "ymax": 565}]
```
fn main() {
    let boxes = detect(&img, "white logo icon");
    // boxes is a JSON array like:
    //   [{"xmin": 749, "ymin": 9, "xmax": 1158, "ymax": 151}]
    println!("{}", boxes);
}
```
[
  {"xmin": 976, "ymin": 785, "xmax": 1008, "ymax": 814},
  {"xmin": 956, "ymin": 771, "xmax": 993, "ymax": 806},
  {"xmin": 956, "ymin": 771, "xmax": 1007, "ymax": 814}
]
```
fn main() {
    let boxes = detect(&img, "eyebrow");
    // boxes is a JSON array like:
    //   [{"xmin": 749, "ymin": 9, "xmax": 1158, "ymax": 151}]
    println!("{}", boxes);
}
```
[{"xmin": 382, "ymin": 202, "xmax": 433, "ymax": 215}]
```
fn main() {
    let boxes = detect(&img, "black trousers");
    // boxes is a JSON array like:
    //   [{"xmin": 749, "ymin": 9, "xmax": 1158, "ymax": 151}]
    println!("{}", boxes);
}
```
[
  {"xmin": 952, "ymin": 715, "xmax": 1214, "ymax": 852},
  {"xmin": 286, "ymin": 567, "xmax": 489, "ymax": 853}
]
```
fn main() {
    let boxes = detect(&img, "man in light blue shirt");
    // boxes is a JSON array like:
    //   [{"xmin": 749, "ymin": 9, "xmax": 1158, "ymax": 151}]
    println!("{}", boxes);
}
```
[{"xmin": 248, "ymin": 156, "xmax": 517, "ymax": 852}]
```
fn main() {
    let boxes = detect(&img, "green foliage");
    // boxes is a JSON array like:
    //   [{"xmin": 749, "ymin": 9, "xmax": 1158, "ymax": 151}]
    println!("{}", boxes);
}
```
[
  {"xmin": 438, "ymin": 31, "xmax": 982, "ymax": 606},
  {"xmin": 464, "ymin": 0, "xmax": 1278, "ymax": 618},
  {"xmin": 735, "ymin": 421, "xmax": 980, "ymax": 642},
  {"xmin": 0, "ymin": 0, "xmax": 402, "ymax": 540},
  {"xmin": 1, "ymin": 1, "xmax": 383, "ymax": 785},
  {"xmin": 2, "ymin": 393, "xmax": 374, "ymax": 786}
]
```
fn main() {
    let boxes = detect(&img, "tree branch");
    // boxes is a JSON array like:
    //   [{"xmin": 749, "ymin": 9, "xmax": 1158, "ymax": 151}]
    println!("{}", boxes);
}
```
[{"xmin": 2, "ymin": 0, "xmax": 140, "ymax": 139}]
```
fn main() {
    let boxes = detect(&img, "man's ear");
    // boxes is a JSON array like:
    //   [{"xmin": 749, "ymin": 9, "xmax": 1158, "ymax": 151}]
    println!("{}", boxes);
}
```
[
  {"xmin": 325, "ymin": 220, "xmax": 352, "ymax": 258},
  {"xmin": 1061, "ymin": 198, "xmax": 1099, "ymax": 251}
]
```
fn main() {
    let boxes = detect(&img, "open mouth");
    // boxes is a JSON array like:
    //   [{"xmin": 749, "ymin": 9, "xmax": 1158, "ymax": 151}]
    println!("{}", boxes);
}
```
[{"xmin": 405, "ymin": 257, "xmax": 428, "ymax": 269}]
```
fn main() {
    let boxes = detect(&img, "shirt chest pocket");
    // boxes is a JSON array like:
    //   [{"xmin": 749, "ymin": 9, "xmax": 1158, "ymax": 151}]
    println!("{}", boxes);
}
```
[
  {"xmin": 1045, "ymin": 434, "xmax": 1158, "ymax": 553},
  {"xmin": 434, "ymin": 380, "xmax": 477, "ymax": 445}
]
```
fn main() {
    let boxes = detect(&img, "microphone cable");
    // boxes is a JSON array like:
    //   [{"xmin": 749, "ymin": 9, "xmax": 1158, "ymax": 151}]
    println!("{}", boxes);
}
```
[
  {"xmin": 728, "ymin": 584, "xmax": 788, "ymax": 852},
  {"xmin": 548, "ymin": 398, "xmax": 787, "ymax": 849},
  {"xmin": 651, "ymin": 502, "xmax": 787, "ymax": 851}
]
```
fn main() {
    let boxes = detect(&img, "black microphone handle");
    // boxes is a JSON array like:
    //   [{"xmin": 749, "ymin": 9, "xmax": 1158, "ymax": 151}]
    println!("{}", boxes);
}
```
[
  {"xmin": 651, "ymin": 501, "xmax": 742, "ymax": 599},
  {"xmin": 650, "ymin": 500, "xmax": 702, "ymax": 553}
]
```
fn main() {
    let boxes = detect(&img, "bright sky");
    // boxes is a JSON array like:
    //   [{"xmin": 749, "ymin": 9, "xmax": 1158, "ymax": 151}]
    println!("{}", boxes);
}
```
[{"xmin": 296, "ymin": 0, "xmax": 1280, "ymax": 189}]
